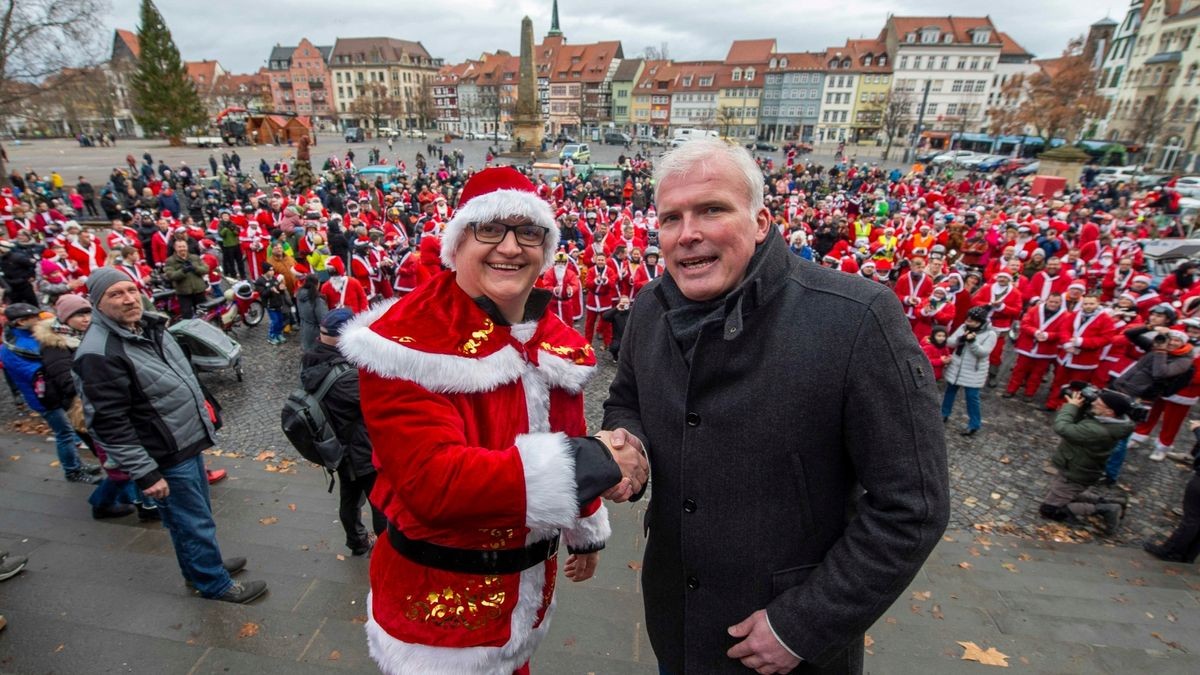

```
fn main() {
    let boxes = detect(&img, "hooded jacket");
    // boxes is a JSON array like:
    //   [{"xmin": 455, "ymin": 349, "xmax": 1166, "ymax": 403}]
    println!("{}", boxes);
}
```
[
  {"xmin": 299, "ymin": 342, "xmax": 374, "ymax": 480},
  {"xmin": 32, "ymin": 318, "xmax": 81, "ymax": 411},
  {"xmin": 72, "ymin": 310, "xmax": 215, "ymax": 489},
  {"xmin": 1051, "ymin": 403, "xmax": 1135, "ymax": 485}
]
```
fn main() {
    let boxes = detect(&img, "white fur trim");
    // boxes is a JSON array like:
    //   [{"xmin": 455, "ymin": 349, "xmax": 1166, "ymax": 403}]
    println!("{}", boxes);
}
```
[
  {"xmin": 339, "ymin": 300, "xmax": 527, "ymax": 394},
  {"xmin": 563, "ymin": 503, "xmax": 612, "ymax": 551},
  {"xmin": 516, "ymin": 432, "xmax": 578, "ymax": 531},
  {"xmin": 535, "ymin": 352, "xmax": 594, "ymax": 394},
  {"xmin": 440, "ymin": 190, "xmax": 560, "ymax": 273},
  {"xmin": 365, "ymin": 564, "xmax": 555, "ymax": 674}
]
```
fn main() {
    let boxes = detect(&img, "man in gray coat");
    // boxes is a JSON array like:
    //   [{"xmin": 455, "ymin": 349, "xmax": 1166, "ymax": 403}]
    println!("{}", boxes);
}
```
[{"xmin": 603, "ymin": 138, "xmax": 949, "ymax": 674}]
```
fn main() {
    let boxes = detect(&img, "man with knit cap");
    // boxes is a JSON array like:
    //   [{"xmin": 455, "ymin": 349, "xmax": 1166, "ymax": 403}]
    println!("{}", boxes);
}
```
[
  {"xmin": 73, "ymin": 267, "xmax": 267, "ymax": 604},
  {"xmin": 339, "ymin": 166, "xmax": 648, "ymax": 674}
]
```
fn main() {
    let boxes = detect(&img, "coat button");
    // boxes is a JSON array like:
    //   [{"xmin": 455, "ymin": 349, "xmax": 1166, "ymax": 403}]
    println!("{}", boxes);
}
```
[
  {"xmin": 687, "ymin": 576, "xmax": 700, "ymax": 590},
  {"xmin": 682, "ymin": 498, "xmax": 697, "ymax": 513},
  {"xmin": 686, "ymin": 412, "xmax": 701, "ymax": 427}
]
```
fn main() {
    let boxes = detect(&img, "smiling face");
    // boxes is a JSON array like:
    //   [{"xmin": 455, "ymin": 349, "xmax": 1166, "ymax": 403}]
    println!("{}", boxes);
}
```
[
  {"xmin": 656, "ymin": 156, "xmax": 770, "ymax": 302},
  {"xmin": 453, "ymin": 216, "xmax": 546, "ymax": 321}
]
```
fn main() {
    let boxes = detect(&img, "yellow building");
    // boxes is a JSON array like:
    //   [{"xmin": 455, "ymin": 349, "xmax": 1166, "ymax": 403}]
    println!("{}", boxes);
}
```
[{"xmin": 841, "ymin": 39, "xmax": 893, "ymax": 143}]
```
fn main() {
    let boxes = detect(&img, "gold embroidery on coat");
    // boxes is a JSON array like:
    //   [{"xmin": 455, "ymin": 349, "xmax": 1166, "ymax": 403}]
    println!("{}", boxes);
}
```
[
  {"xmin": 459, "ymin": 319, "xmax": 495, "ymax": 355},
  {"xmin": 539, "ymin": 342, "xmax": 594, "ymax": 364},
  {"xmin": 404, "ymin": 575, "xmax": 507, "ymax": 630},
  {"xmin": 392, "ymin": 336, "xmax": 415, "ymax": 343}
]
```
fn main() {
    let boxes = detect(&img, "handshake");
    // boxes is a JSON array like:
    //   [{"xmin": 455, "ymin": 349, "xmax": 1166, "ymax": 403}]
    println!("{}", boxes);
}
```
[{"xmin": 595, "ymin": 428, "xmax": 648, "ymax": 503}]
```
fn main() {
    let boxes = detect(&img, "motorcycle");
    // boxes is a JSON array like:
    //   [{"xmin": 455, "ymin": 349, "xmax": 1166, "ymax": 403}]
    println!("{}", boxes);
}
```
[{"xmin": 230, "ymin": 278, "xmax": 264, "ymax": 327}]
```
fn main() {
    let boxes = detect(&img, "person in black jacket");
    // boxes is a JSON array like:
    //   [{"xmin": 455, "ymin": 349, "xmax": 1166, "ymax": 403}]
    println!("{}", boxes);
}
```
[
  {"xmin": 0, "ymin": 240, "xmax": 38, "ymax": 306},
  {"xmin": 1145, "ymin": 420, "xmax": 1200, "ymax": 563},
  {"xmin": 299, "ymin": 308, "xmax": 385, "ymax": 555}
]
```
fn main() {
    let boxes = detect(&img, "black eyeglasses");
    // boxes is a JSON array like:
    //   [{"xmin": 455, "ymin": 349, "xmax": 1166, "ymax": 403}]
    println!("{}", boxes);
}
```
[{"xmin": 471, "ymin": 222, "xmax": 547, "ymax": 247}]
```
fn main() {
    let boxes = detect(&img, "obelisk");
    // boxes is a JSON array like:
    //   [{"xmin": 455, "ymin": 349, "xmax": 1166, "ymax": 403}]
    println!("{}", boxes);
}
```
[{"xmin": 512, "ymin": 16, "xmax": 544, "ymax": 153}]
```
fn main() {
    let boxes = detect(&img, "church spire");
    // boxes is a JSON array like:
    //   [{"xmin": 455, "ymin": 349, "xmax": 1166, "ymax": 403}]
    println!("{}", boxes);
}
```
[{"xmin": 547, "ymin": 0, "xmax": 563, "ymax": 37}]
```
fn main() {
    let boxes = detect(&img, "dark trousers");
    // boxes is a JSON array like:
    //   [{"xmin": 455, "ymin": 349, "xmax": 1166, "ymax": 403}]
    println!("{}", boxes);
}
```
[
  {"xmin": 7, "ymin": 280, "xmax": 38, "ymax": 306},
  {"xmin": 1163, "ymin": 475, "xmax": 1200, "ymax": 563},
  {"xmin": 83, "ymin": 198, "xmax": 99, "ymax": 217},
  {"xmin": 221, "ymin": 245, "xmax": 246, "ymax": 279},
  {"xmin": 177, "ymin": 292, "xmax": 208, "ymax": 319},
  {"xmin": 336, "ymin": 464, "xmax": 386, "ymax": 550}
]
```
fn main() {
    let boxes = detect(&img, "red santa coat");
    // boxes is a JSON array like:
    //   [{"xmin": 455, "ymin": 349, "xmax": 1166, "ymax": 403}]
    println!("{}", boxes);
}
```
[
  {"xmin": 392, "ymin": 251, "xmax": 422, "ymax": 296},
  {"xmin": 240, "ymin": 223, "xmax": 269, "ymax": 279},
  {"xmin": 151, "ymin": 230, "xmax": 173, "ymax": 266},
  {"xmin": 66, "ymin": 240, "xmax": 107, "ymax": 276},
  {"xmin": 1057, "ymin": 309, "xmax": 1116, "ymax": 370},
  {"xmin": 972, "ymin": 283, "xmax": 1023, "ymax": 331},
  {"xmin": 340, "ymin": 272, "xmax": 608, "ymax": 674},
  {"xmin": 1014, "ymin": 303, "xmax": 1071, "ymax": 358},
  {"xmin": 632, "ymin": 261, "xmax": 664, "ymax": 296},
  {"xmin": 1021, "ymin": 270, "xmax": 1073, "ymax": 306},
  {"xmin": 893, "ymin": 271, "xmax": 933, "ymax": 319},
  {"xmin": 320, "ymin": 276, "xmax": 369, "ymax": 314},
  {"xmin": 537, "ymin": 264, "xmax": 582, "ymax": 322},
  {"xmin": 585, "ymin": 261, "xmax": 618, "ymax": 311}
]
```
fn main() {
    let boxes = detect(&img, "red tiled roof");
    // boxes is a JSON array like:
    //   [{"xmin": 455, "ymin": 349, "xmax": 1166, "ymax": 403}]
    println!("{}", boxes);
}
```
[
  {"xmin": 725, "ymin": 39, "xmax": 777, "ymax": 64},
  {"xmin": 633, "ymin": 60, "xmax": 674, "ymax": 92},
  {"xmin": 1035, "ymin": 56, "xmax": 1071, "ymax": 78},
  {"xmin": 186, "ymin": 60, "xmax": 222, "ymax": 90},
  {"xmin": 888, "ymin": 16, "xmax": 1000, "ymax": 45},
  {"xmin": 115, "ymin": 29, "xmax": 140, "ymax": 59},
  {"xmin": 820, "ymin": 39, "xmax": 892, "ymax": 73},
  {"xmin": 547, "ymin": 40, "xmax": 622, "ymax": 83},
  {"xmin": 667, "ymin": 61, "xmax": 723, "ymax": 91},
  {"xmin": 996, "ymin": 31, "xmax": 1033, "ymax": 57}
]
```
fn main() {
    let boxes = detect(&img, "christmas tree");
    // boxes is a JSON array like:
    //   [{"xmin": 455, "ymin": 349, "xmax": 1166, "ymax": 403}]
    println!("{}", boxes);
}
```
[{"xmin": 130, "ymin": 0, "xmax": 207, "ymax": 144}]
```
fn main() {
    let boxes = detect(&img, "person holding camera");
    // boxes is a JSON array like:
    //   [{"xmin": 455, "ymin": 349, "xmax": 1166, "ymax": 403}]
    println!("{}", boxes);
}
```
[
  {"xmin": 1040, "ymin": 387, "xmax": 1135, "ymax": 534},
  {"xmin": 162, "ymin": 239, "xmax": 210, "ymax": 319},
  {"xmin": 942, "ymin": 305, "xmax": 997, "ymax": 437}
]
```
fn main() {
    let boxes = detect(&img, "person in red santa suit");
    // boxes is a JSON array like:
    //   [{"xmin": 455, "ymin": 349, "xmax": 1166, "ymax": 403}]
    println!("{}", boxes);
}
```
[
  {"xmin": 971, "ymin": 270, "xmax": 1023, "ymax": 383},
  {"xmin": 1004, "ymin": 291, "xmax": 1071, "ymax": 401},
  {"xmin": 893, "ymin": 256, "xmax": 934, "ymax": 330},
  {"xmin": 391, "ymin": 245, "xmax": 422, "ymax": 298},
  {"xmin": 1046, "ymin": 293, "xmax": 1116, "ymax": 410},
  {"xmin": 351, "ymin": 240, "xmax": 382, "ymax": 301},
  {"xmin": 320, "ymin": 257, "xmax": 369, "ymax": 314},
  {"xmin": 105, "ymin": 218, "xmax": 143, "ymax": 253},
  {"xmin": 1127, "ymin": 274, "xmax": 1161, "ymax": 317},
  {"xmin": 632, "ymin": 246, "xmax": 664, "ymax": 297},
  {"xmin": 65, "ymin": 227, "xmax": 107, "ymax": 277},
  {"xmin": 338, "ymin": 166, "xmax": 644, "ymax": 675},
  {"xmin": 240, "ymin": 220, "xmax": 269, "ymax": 281},
  {"xmin": 585, "ymin": 250, "xmax": 618, "ymax": 348},
  {"xmin": 537, "ymin": 251, "xmax": 582, "ymax": 325},
  {"xmin": 1022, "ymin": 256, "xmax": 1073, "ymax": 307},
  {"xmin": 913, "ymin": 285, "xmax": 956, "ymax": 344}
]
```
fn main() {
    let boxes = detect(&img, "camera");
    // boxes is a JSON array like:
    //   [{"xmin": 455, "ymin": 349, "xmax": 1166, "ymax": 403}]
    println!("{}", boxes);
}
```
[
  {"xmin": 1153, "ymin": 333, "xmax": 1169, "ymax": 345},
  {"xmin": 1058, "ymin": 380, "xmax": 1099, "ymax": 406}
]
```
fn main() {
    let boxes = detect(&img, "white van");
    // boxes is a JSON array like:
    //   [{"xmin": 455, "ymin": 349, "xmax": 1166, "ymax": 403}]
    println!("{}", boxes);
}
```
[{"xmin": 672, "ymin": 128, "xmax": 719, "ymax": 142}]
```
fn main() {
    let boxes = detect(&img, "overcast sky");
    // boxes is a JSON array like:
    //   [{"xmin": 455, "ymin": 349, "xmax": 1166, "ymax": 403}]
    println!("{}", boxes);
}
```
[{"xmin": 108, "ymin": 0, "xmax": 1124, "ymax": 72}]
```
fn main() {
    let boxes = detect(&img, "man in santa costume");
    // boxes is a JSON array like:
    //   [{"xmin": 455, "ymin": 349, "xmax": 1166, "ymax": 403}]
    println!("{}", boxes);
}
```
[
  {"xmin": 1127, "ymin": 274, "xmax": 1161, "ymax": 316},
  {"xmin": 1021, "ymin": 256, "xmax": 1073, "ymax": 307},
  {"xmin": 1128, "ymin": 320, "xmax": 1200, "ymax": 462},
  {"xmin": 631, "ymin": 246, "xmax": 664, "ymax": 297},
  {"xmin": 585, "ymin": 250, "xmax": 618, "ymax": 348},
  {"xmin": 1046, "ymin": 293, "xmax": 1116, "ymax": 410},
  {"xmin": 971, "ymin": 270, "xmax": 1023, "ymax": 384},
  {"xmin": 240, "ymin": 220, "xmax": 269, "ymax": 280},
  {"xmin": 338, "ymin": 166, "xmax": 644, "ymax": 675},
  {"xmin": 66, "ymin": 227, "xmax": 107, "ymax": 277},
  {"xmin": 320, "ymin": 257, "xmax": 369, "ymax": 314},
  {"xmin": 893, "ymin": 256, "xmax": 933, "ymax": 330},
  {"xmin": 1004, "ymin": 290, "xmax": 1071, "ymax": 401},
  {"xmin": 537, "ymin": 251, "xmax": 582, "ymax": 325}
]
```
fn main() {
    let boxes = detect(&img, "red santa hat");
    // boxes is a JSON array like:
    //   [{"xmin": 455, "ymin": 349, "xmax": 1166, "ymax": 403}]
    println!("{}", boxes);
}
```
[
  {"xmin": 1067, "ymin": 281, "xmax": 1087, "ymax": 293},
  {"xmin": 993, "ymin": 271, "xmax": 1014, "ymax": 282},
  {"xmin": 440, "ymin": 166, "xmax": 559, "ymax": 273},
  {"xmin": 1132, "ymin": 274, "xmax": 1152, "ymax": 285},
  {"xmin": 1118, "ymin": 291, "xmax": 1139, "ymax": 303},
  {"xmin": 327, "ymin": 256, "xmax": 345, "ymax": 275}
]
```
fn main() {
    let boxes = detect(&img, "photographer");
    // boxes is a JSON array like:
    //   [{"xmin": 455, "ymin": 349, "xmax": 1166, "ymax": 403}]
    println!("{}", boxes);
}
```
[
  {"xmin": 1106, "ymin": 327, "xmax": 1196, "ymax": 479},
  {"xmin": 941, "ymin": 305, "xmax": 997, "ymax": 437},
  {"xmin": 162, "ymin": 239, "xmax": 210, "ymax": 319},
  {"xmin": 1040, "ymin": 388, "xmax": 1135, "ymax": 534}
]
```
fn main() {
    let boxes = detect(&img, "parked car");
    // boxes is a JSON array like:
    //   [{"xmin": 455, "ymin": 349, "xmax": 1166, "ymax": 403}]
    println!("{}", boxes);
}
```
[
  {"xmin": 559, "ymin": 143, "xmax": 591, "ymax": 163},
  {"xmin": 406, "ymin": 128, "xmax": 427, "ymax": 139},
  {"xmin": 344, "ymin": 127, "xmax": 364, "ymax": 143},
  {"xmin": 1012, "ymin": 160, "xmax": 1040, "ymax": 176},
  {"xmin": 915, "ymin": 149, "xmax": 943, "ymax": 163},
  {"xmin": 931, "ymin": 150, "xmax": 982, "ymax": 166},
  {"xmin": 746, "ymin": 141, "xmax": 779, "ymax": 152},
  {"xmin": 355, "ymin": 165, "xmax": 402, "ymax": 189},
  {"xmin": 636, "ymin": 134, "xmax": 664, "ymax": 146},
  {"xmin": 972, "ymin": 155, "xmax": 1008, "ymax": 172},
  {"xmin": 376, "ymin": 127, "xmax": 400, "ymax": 138},
  {"xmin": 1171, "ymin": 176, "xmax": 1200, "ymax": 198},
  {"xmin": 959, "ymin": 153, "xmax": 1003, "ymax": 170},
  {"xmin": 604, "ymin": 131, "xmax": 632, "ymax": 145},
  {"xmin": 492, "ymin": 131, "xmax": 512, "ymax": 141},
  {"xmin": 553, "ymin": 134, "xmax": 578, "ymax": 144}
]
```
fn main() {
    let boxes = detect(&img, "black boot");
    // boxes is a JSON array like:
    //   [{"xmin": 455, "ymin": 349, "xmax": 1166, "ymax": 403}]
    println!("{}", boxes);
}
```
[
  {"xmin": 136, "ymin": 503, "xmax": 161, "ymax": 521},
  {"xmin": 1095, "ymin": 503, "xmax": 1122, "ymax": 534},
  {"xmin": 1143, "ymin": 542, "xmax": 1186, "ymax": 562},
  {"xmin": 92, "ymin": 504, "xmax": 136, "ymax": 520}
]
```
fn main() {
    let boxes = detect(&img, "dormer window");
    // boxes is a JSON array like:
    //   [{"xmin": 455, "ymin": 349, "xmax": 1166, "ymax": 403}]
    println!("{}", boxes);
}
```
[
  {"xmin": 746, "ymin": 67, "xmax": 755, "ymax": 80},
  {"xmin": 862, "ymin": 56, "xmax": 873, "ymax": 66},
  {"xmin": 841, "ymin": 59, "xmax": 850, "ymax": 68},
  {"xmin": 829, "ymin": 59, "xmax": 838, "ymax": 69},
  {"xmin": 878, "ymin": 55, "xmax": 887, "ymax": 66},
  {"xmin": 780, "ymin": 57, "xmax": 788, "ymax": 67},
  {"xmin": 906, "ymin": 33, "xmax": 916, "ymax": 43},
  {"xmin": 944, "ymin": 34, "xmax": 954, "ymax": 44},
  {"xmin": 973, "ymin": 30, "xmax": 991, "ymax": 44},
  {"xmin": 732, "ymin": 67, "xmax": 742, "ymax": 81},
  {"xmin": 921, "ymin": 28, "xmax": 940, "ymax": 43},
  {"xmin": 769, "ymin": 58, "xmax": 777, "ymax": 68}
]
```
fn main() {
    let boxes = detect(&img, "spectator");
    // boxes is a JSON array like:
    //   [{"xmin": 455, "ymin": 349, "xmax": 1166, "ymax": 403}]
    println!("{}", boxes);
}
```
[
  {"xmin": 74, "ymin": 268, "xmax": 266, "ymax": 603},
  {"xmin": 1039, "ymin": 388, "xmax": 1134, "ymax": 534},
  {"xmin": 299, "ymin": 308, "xmax": 385, "ymax": 555},
  {"xmin": 1, "ymin": 302, "xmax": 101, "ymax": 483},
  {"xmin": 295, "ymin": 273, "xmax": 329, "ymax": 353},
  {"xmin": 922, "ymin": 324, "xmax": 951, "ymax": 381},
  {"xmin": 0, "ymin": 239, "xmax": 38, "ymax": 306},
  {"xmin": 1144, "ymin": 420, "xmax": 1200, "ymax": 562},
  {"xmin": 319, "ymin": 257, "xmax": 367, "ymax": 313},
  {"xmin": 942, "ymin": 305, "xmax": 998, "ymax": 437},
  {"xmin": 163, "ymin": 239, "xmax": 210, "ymax": 319},
  {"xmin": 255, "ymin": 265, "xmax": 288, "ymax": 345}
]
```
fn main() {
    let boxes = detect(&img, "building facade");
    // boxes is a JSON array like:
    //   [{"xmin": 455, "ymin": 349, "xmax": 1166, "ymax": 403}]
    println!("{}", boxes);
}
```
[
  {"xmin": 1097, "ymin": 2, "xmax": 1146, "ymax": 140},
  {"xmin": 329, "ymin": 37, "xmax": 443, "ymax": 131},
  {"xmin": 611, "ymin": 58, "xmax": 644, "ymax": 131},
  {"xmin": 265, "ymin": 39, "xmax": 333, "ymax": 120},
  {"xmin": 759, "ymin": 52, "xmax": 824, "ymax": 142}
]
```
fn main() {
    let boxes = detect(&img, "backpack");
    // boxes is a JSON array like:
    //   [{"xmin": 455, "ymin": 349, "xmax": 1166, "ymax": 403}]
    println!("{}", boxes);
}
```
[{"xmin": 280, "ymin": 362, "xmax": 353, "ymax": 491}]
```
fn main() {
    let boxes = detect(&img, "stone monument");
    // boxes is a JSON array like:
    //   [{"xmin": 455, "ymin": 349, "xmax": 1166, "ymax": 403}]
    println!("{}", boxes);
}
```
[{"xmin": 511, "ymin": 16, "xmax": 544, "ymax": 154}]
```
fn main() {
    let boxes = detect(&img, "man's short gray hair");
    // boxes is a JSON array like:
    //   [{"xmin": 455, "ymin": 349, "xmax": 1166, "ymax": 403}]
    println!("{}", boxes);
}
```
[{"xmin": 653, "ymin": 138, "xmax": 765, "ymax": 213}]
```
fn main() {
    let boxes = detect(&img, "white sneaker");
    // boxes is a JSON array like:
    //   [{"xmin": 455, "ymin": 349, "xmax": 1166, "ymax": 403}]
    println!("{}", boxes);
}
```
[
  {"xmin": 1149, "ymin": 448, "xmax": 1167, "ymax": 462},
  {"xmin": 1128, "ymin": 433, "xmax": 1150, "ymax": 447}
]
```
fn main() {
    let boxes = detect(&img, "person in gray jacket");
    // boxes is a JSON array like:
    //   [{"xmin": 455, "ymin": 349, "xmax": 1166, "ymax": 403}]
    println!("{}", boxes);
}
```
[
  {"xmin": 603, "ymin": 138, "xmax": 948, "ymax": 674},
  {"xmin": 942, "ymin": 305, "xmax": 998, "ymax": 437},
  {"xmin": 73, "ymin": 267, "xmax": 266, "ymax": 604}
]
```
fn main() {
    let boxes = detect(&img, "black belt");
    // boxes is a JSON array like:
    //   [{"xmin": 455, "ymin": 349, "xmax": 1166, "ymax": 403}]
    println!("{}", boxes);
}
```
[{"xmin": 386, "ymin": 523, "xmax": 559, "ymax": 575}]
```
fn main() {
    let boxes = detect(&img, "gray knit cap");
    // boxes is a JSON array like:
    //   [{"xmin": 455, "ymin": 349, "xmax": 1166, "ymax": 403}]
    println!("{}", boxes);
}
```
[{"xmin": 86, "ymin": 267, "xmax": 132, "ymax": 308}]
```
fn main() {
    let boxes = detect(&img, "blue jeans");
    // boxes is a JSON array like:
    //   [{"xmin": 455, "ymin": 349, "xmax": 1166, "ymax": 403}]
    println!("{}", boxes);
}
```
[
  {"xmin": 942, "ymin": 384, "xmax": 982, "ymax": 430},
  {"xmin": 268, "ymin": 308, "xmax": 284, "ymax": 340},
  {"xmin": 41, "ymin": 407, "xmax": 83, "ymax": 475},
  {"xmin": 157, "ymin": 454, "xmax": 233, "ymax": 598},
  {"xmin": 1105, "ymin": 436, "xmax": 1130, "ymax": 482}
]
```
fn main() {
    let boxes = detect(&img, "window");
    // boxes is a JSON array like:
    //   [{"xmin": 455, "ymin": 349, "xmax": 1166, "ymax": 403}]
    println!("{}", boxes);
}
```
[
  {"xmin": 974, "ymin": 80, "xmax": 986, "ymax": 93},
  {"xmin": 879, "ymin": 55, "xmax": 887, "ymax": 67},
  {"xmin": 921, "ymin": 29, "xmax": 940, "ymax": 44},
  {"xmin": 699, "ymin": 76, "xmax": 713, "ymax": 86},
  {"xmin": 781, "ymin": 57, "xmax": 788, "ymax": 67},
  {"xmin": 770, "ymin": 58, "xmax": 777, "ymax": 68},
  {"xmin": 983, "ymin": 58, "xmax": 993, "ymax": 70},
  {"xmin": 746, "ymin": 68, "xmax": 755, "ymax": 80},
  {"xmin": 732, "ymin": 68, "xmax": 742, "ymax": 81},
  {"xmin": 839, "ymin": 110, "xmax": 847, "ymax": 122},
  {"xmin": 926, "ymin": 103, "xmax": 937, "ymax": 114},
  {"xmin": 970, "ymin": 57, "xmax": 981, "ymax": 70},
  {"xmin": 931, "ymin": 79, "xmax": 943, "ymax": 92},
  {"xmin": 682, "ymin": 76, "xmax": 692, "ymax": 86},
  {"xmin": 951, "ymin": 79, "xmax": 964, "ymax": 93},
  {"xmin": 941, "ymin": 56, "xmax": 949, "ymax": 70},
  {"xmin": 616, "ymin": 106, "xmax": 627, "ymax": 115},
  {"xmin": 899, "ymin": 56, "xmax": 908, "ymax": 69},
  {"xmin": 860, "ymin": 92, "xmax": 868, "ymax": 102},
  {"xmin": 913, "ymin": 56, "xmax": 922, "ymax": 70},
  {"xmin": 957, "ymin": 57, "xmax": 967, "ymax": 70},
  {"xmin": 906, "ymin": 33, "xmax": 916, "ymax": 43}
]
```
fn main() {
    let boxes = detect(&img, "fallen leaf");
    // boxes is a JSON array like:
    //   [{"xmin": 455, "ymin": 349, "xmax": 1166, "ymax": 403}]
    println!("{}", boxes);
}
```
[
  {"xmin": 969, "ymin": 547, "xmax": 981, "ymax": 557},
  {"xmin": 942, "ymin": 534, "xmax": 957, "ymax": 542},
  {"xmin": 1145, "ymin": 612, "xmax": 1155, "ymax": 619},
  {"xmin": 998, "ymin": 455, "xmax": 1012, "ymax": 464},
  {"xmin": 54, "ymin": 644, "xmax": 65, "ymax": 653},
  {"xmin": 1106, "ymin": 569, "xmax": 1119, "ymax": 578},
  {"xmin": 885, "ymin": 617, "xmax": 897, "ymax": 624},
  {"xmin": 1017, "ymin": 553, "xmax": 1032, "ymax": 562},
  {"xmin": 264, "ymin": 464, "xmax": 280, "ymax": 473},
  {"xmin": 1168, "ymin": 612, "xmax": 1178, "ymax": 623},
  {"xmin": 336, "ymin": 554, "xmax": 346, "ymax": 561},
  {"xmin": 288, "ymin": 503, "xmax": 297, "ymax": 511},
  {"xmin": 958, "ymin": 562, "xmax": 973, "ymax": 570},
  {"xmin": 1150, "ymin": 632, "xmax": 1187, "ymax": 652},
  {"xmin": 627, "ymin": 561, "xmax": 642, "ymax": 571},
  {"xmin": 259, "ymin": 516, "xmax": 278, "ymax": 525},
  {"xmin": 9, "ymin": 455, "xmax": 20, "ymax": 461},
  {"xmin": 909, "ymin": 604, "xmax": 923, "ymax": 616},
  {"xmin": 1018, "ymin": 656, "xmax": 1030, "ymax": 665},
  {"xmin": 958, "ymin": 641, "xmax": 1009, "ymax": 667},
  {"xmin": 254, "ymin": 450, "xmax": 277, "ymax": 462},
  {"xmin": 49, "ymin": 460, "xmax": 61, "ymax": 467},
  {"xmin": 1130, "ymin": 577, "xmax": 1148, "ymax": 587},
  {"xmin": 1001, "ymin": 563, "xmax": 1019, "ymax": 574},
  {"xmin": 864, "ymin": 635, "xmax": 875, "ymax": 648},
  {"xmin": 911, "ymin": 591, "xmax": 932, "ymax": 602},
  {"xmin": 990, "ymin": 492, "xmax": 1002, "ymax": 500},
  {"xmin": 328, "ymin": 650, "xmax": 341, "ymax": 661},
  {"xmin": 1165, "ymin": 567, "xmax": 1183, "ymax": 576},
  {"xmin": 931, "ymin": 604, "xmax": 944, "ymax": 620},
  {"xmin": 352, "ymin": 614, "xmax": 368, "ymax": 624},
  {"xmin": 238, "ymin": 622, "xmax": 260, "ymax": 639}
]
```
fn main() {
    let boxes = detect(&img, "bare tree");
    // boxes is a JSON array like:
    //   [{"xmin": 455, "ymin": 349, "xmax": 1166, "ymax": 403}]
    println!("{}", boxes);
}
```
[
  {"xmin": 986, "ymin": 75, "xmax": 1026, "ymax": 150},
  {"xmin": 716, "ymin": 105, "xmax": 738, "ymax": 139},
  {"xmin": 877, "ymin": 88, "xmax": 914, "ymax": 160},
  {"xmin": 413, "ymin": 77, "xmax": 436, "ymax": 130},
  {"xmin": 349, "ymin": 82, "xmax": 402, "ymax": 132}
]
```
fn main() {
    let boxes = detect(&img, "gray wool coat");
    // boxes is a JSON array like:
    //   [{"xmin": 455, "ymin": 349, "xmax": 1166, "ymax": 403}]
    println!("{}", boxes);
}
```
[
  {"xmin": 603, "ymin": 233, "xmax": 949, "ymax": 674},
  {"xmin": 943, "ymin": 324, "xmax": 997, "ymax": 389}
]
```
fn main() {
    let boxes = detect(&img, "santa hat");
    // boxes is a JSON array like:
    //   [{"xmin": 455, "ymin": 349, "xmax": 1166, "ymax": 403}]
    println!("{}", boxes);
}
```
[
  {"xmin": 440, "ymin": 167, "xmax": 558, "ymax": 273},
  {"xmin": 1118, "ymin": 291, "xmax": 1139, "ymax": 304},
  {"xmin": 1067, "ymin": 281, "xmax": 1086, "ymax": 293},
  {"xmin": 1132, "ymin": 274, "xmax": 1152, "ymax": 285},
  {"xmin": 327, "ymin": 256, "xmax": 345, "ymax": 275},
  {"xmin": 994, "ymin": 271, "xmax": 1013, "ymax": 282}
]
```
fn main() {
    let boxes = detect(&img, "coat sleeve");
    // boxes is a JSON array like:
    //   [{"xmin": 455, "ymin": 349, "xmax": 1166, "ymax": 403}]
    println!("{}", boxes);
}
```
[
  {"xmin": 73, "ymin": 350, "xmax": 161, "ymax": 488},
  {"xmin": 600, "ymin": 298, "xmax": 650, "ymax": 502},
  {"xmin": 765, "ymin": 289, "xmax": 949, "ymax": 666},
  {"xmin": 359, "ymin": 372, "xmax": 580, "ymax": 532}
]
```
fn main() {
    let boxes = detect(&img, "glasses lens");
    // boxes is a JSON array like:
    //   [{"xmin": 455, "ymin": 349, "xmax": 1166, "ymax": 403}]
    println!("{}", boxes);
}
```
[
  {"xmin": 474, "ymin": 223, "xmax": 504, "ymax": 243},
  {"xmin": 515, "ymin": 226, "xmax": 546, "ymax": 246}
]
